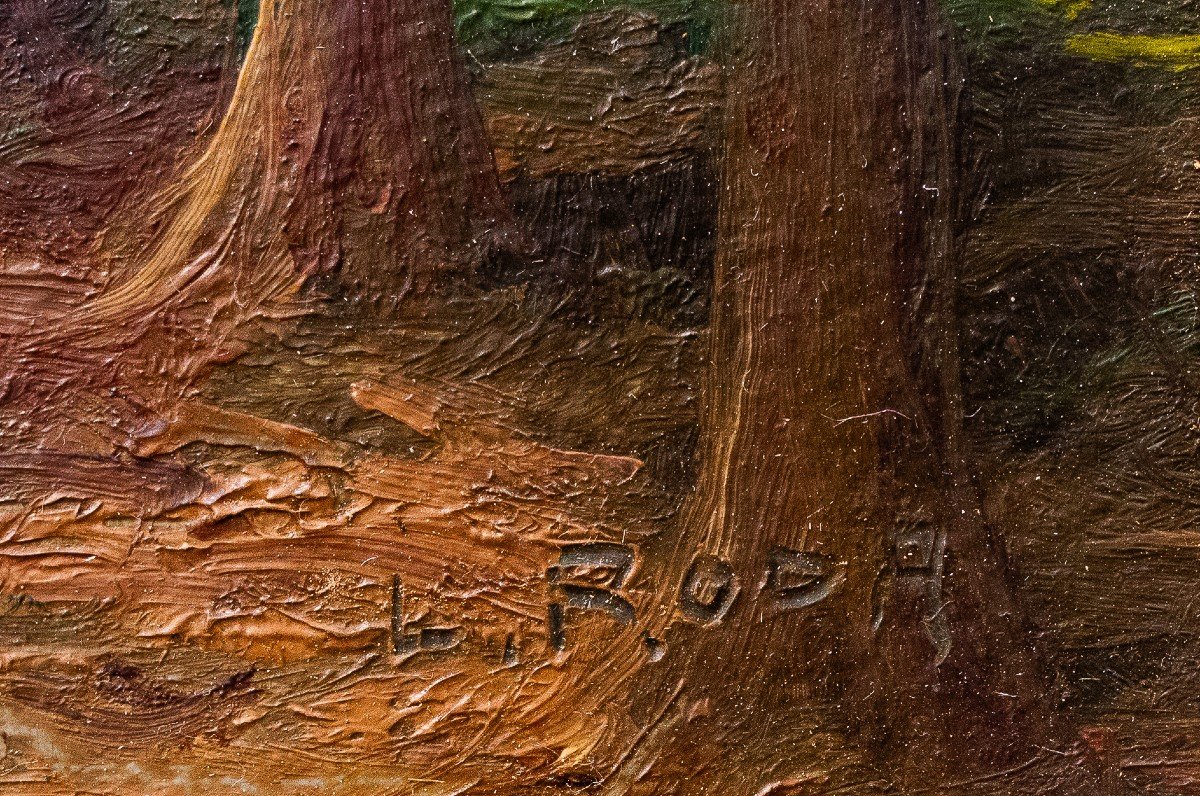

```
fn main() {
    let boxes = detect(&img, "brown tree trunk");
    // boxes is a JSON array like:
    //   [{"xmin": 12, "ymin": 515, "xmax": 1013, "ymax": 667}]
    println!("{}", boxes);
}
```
[
  {"xmin": 4, "ymin": 0, "xmax": 512, "ymax": 447},
  {"xmin": 292, "ymin": 0, "xmax": 517, "ymax": 294},
  {"xmin": 644, "ymin": 0, "xmax": 1053, "ymax": 781}
]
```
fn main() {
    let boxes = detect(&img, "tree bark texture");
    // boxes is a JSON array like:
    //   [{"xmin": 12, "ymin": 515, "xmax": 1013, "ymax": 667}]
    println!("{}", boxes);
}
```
[
  {"xmin": 0, "ymin": 0, "xmax": 511, "ymax": 448},
  {"xmin": 648, "ymin": 0, "xmax": 1050, "ymax": 774}
]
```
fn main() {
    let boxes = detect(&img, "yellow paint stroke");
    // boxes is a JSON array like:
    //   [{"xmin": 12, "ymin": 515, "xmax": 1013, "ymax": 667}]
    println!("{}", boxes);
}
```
[
  {"xmin": 1066, "ymin": 32, "xmax": 1200, "ymax": 69},
  {"xmin": 1037, "ymin": 0, "xmax": 1092, "ymax": 21}
]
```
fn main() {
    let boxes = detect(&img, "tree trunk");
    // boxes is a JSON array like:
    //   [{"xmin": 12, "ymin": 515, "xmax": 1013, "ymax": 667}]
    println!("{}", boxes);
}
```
[
  {"xmin": 88, "ymin": 0, "xmax": 511, "ymax": 326},
  {"xmin": 291, "ymin": 0, "xmax": 517, "ymax": 295},
  {"xmin": 647, "ymin": 0, "xmax": 1051, "ymax": 779},
  {"xmin": 3, "ymin": 0, "xmax": 511, "ymax": 447}
]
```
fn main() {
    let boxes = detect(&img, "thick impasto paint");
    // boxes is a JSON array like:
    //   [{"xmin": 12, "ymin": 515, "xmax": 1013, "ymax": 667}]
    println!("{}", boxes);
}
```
[{"xmin": 1, "ymin": 1, "xmax": 1198, "ymax": 793}]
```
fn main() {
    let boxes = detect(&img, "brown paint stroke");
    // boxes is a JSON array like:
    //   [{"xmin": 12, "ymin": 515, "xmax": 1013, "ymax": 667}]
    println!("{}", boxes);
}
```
[
  {"xmin": 624, "ymin": 1, "xmax": 1090, "ymax": 790},
  {"xmin": 0, "ymin": 1, "xmax": 1154, "ymax": 794},
  {"xmin": 0, "ymin": 0, "xmax": 513, "ymax": 458},
  {"xmin": 478, "ymin": 11, "xmax": 721, "ymax": 181}
]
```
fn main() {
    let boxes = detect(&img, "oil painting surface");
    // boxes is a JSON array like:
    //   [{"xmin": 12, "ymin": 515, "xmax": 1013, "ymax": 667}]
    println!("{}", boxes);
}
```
[{"xmin": 0, "ymin": 1, "xmax": 1197, "ymax": 794}]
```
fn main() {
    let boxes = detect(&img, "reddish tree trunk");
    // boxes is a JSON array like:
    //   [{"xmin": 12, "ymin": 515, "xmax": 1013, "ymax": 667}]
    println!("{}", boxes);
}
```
[
  {"xmin": 0, "ymin": 0, "xmax": 513, "ymax": 448},
  {"xmin": 643, "ymin": 0, "xmax": 1054, "ymax": 781},
  {"xmin": 294, "ymin": 0, "xmax": 517, "ymax": 293}
]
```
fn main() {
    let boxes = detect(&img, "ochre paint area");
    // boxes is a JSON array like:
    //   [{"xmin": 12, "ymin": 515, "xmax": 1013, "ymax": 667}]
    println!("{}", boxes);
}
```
[
  {"xmin": 1067, "ymin": 32, "xmax": 1200, "ymax": 68},
  {"xmin": 1037, "ymin": 0, "xmax": 1092, "ymax": 21}
]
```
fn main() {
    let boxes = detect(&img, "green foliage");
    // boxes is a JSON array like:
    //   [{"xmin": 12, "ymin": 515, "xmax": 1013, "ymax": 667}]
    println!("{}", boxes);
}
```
[
  {"xmin": 454, "ymin": 0, "xmax": 712, "ymax": 54},
  {"xmin": 235, "ymin": 0, "xmax": 258, "ymax": 56},
  {"xmin": 1067, "ymin": 32, "xmax": 1200, "ymax": 69},
  {"xmin": 941, "ymin": 0, "xmax": 1064, "ymax": 49},
  {"xmin": 946, "ymin": 0, "xmax": 1200, "ymax": 66}
]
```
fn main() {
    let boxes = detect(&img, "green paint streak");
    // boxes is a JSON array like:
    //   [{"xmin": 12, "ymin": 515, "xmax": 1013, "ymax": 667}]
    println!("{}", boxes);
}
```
[
  {"xmin": 236, "ymin": 0, "xmax": 259, "ymax": 56},
  {"xmin": 1066, "ymin": 32, "xmax": 1200, "ymax": 69},
  {"xmin": 1036, "ymin": 0, "xmax": 1090, "ymax": 21},
  {"xmin": 941, "ymin": 0, "xmax": 1061, "ymax": 48},
  {"xmin": 454, "ymin": 0, "xmax": 712, "ymax": 54}
]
